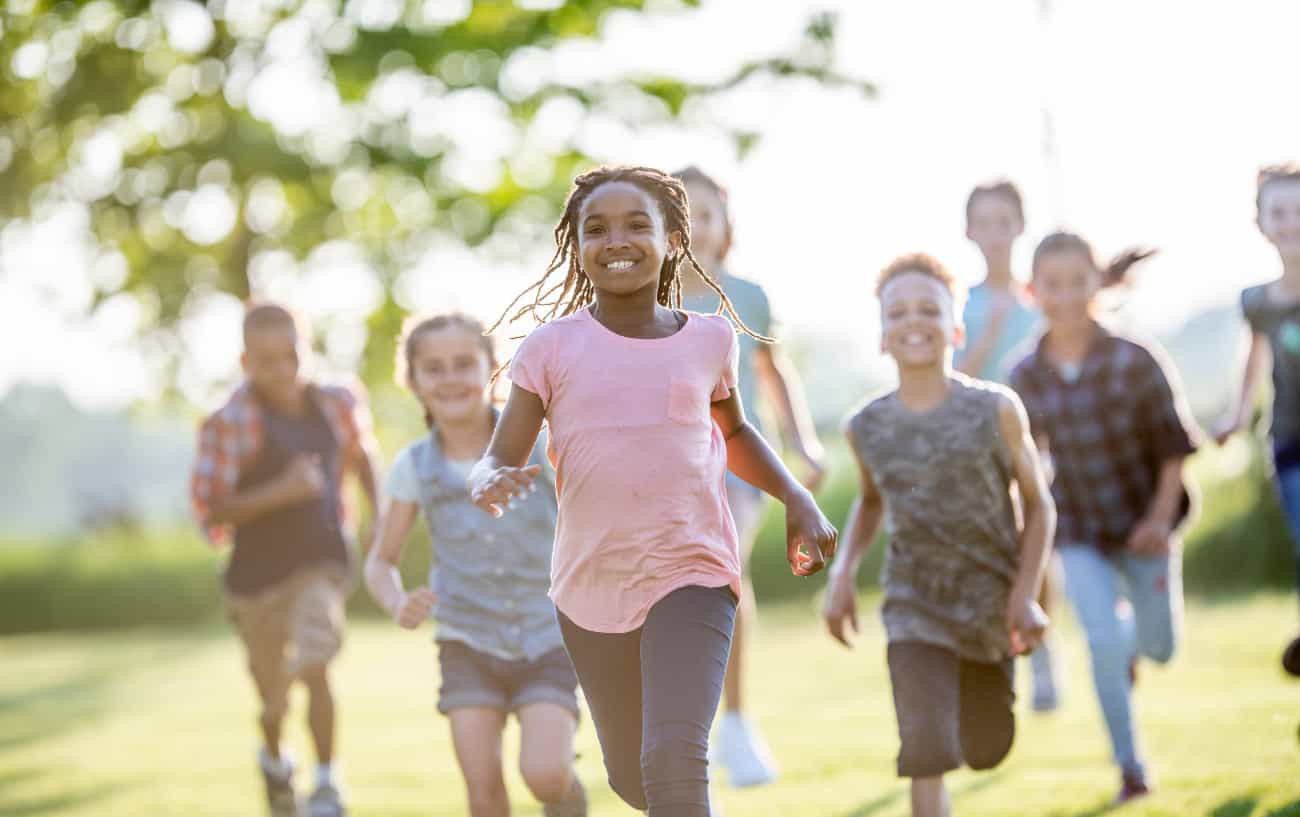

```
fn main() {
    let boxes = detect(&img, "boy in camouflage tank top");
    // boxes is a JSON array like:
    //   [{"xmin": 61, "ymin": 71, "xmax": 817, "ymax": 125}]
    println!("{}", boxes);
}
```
[{"xmin": 824, "ymin": 254, "xmax": 1056, "ymax": 817}]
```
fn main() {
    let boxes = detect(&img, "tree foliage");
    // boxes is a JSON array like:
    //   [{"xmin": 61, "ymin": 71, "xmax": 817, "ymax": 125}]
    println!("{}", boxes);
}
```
[{"xmin": 0, "ymin": 0, "xmax": 871, "ymax": 392}]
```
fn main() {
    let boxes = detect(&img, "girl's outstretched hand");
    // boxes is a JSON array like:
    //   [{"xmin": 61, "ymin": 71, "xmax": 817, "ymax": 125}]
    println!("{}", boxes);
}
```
[
  {"xmin": 786, "ymin": 490, "xmax": 837, "ymax": 576},
  {"xmin": 395, "ymin": 587, "xmax": 437, "ymax": 630},
  {"xmin": 470, "ymin": 463, "xmax": 542, "ymax": 517}
]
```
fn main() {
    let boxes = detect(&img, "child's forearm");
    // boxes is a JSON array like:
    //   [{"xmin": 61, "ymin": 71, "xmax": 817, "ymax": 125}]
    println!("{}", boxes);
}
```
[
  {"xmin": 207, "ymin": 480, "xmax": 290, "ymax": 527},
  {"xmin": 1147, "ymin": 457, "xmax": 1187, "ymax": 524},
  {"xmin": 757, "ymin": 351, "xmax": 824, "ymax": 461},
  {"xmin": 955, "ymin": 327, "xmax": 1001, "ymax": 378},
  {"xmin": 1013, "ymin": 494, "xmax": 1055, "ymax": 600},
  {"xmin": 364, "ymin": 549, "xmax": 407, "ymax": 618},
  {"xmin": 1227, "ymin": 333, "xmax": 1268, "ymax": 427},
  {"xmin": 357, "ymin": 450, "xmax": 380, "ymax": 517},
  {"xmin": 831, "ymin": 495, "xmax": 882, "ymax": 582},
  {"xmin": 725, "ymin": 423, "xmax": 808, "ymax": 503}
]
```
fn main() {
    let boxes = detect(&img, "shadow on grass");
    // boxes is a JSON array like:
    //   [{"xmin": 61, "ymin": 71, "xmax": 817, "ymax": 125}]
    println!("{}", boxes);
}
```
[
  {"xmin": 837, "ymin": 771, "xmax": 1006, "ymax": 817},
  {"xmin": 1210, "ymin": 796, "xmax": 1259, "ymax": 817},
  {"xmin": 1047, "ymin": 797, "xmax": 1116, "ymax": 817},
  {"xmin": 0, "ymin": 782, "xmax": 133, "ymax": 817},
  {"xmin": 1265, "ymin": 801, "xmax": 1300, "ymax": 817},
  {"xmin": 0, "ymin": 631, "xmax": 216, "ymax": 758}
]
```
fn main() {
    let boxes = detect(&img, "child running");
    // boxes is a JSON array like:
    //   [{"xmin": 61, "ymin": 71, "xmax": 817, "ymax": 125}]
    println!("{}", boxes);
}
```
[
  {"xmin": 1008, "ymin": 234, "xmax": 1199, "ymax": 803},
  {"xmin": 470, "ymin": 165, "xmax": 838, "ymax": 817},
  {"xmin": 365, "ymin": 313, "xmax": 586, "ymax": 817},
  {"xmin": 954, "ymin": 180, "xmax": 1065, "ymax": 712},
  {"xmin": 673, "ymin": 165, "xmax": 827, "ymax": 787},
  {"xmin": 191, "ymin": 303, "xmax": 379, "ymax": 817},
  {"xmin": 824, "ymin": 253, "xmax": 1055, "ymax": 817},
  {"xmin": 1215, "ymin": 163, "xmax": 1300, "ymax": 677}
]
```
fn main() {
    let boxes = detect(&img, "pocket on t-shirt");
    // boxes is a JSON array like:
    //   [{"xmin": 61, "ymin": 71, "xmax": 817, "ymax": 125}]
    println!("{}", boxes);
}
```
[{"xmin": 667, "ymin": 377, "xmax": 706, "ymax": 425}]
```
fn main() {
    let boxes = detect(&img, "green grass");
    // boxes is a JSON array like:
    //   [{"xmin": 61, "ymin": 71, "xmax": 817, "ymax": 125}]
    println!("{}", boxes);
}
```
[{"xmin": 3, "ymin": 594, "xmax": 1299, "ymax": 817}]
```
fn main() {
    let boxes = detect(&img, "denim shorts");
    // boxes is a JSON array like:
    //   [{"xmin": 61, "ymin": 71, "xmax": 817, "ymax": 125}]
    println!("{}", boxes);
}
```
[{"xmin": 436, "ymin": 639, "xmax": 579, "ymax": 717}]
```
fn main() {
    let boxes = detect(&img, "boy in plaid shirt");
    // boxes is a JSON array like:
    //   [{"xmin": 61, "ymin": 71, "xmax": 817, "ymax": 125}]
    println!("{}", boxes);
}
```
[
  {"xmin": 1009, "ymin": 234, "xmax": 1198, "ymax": 804},
  {"xmin": 191, "ymin": 303, "xmax": 379, "ymax": 817}
]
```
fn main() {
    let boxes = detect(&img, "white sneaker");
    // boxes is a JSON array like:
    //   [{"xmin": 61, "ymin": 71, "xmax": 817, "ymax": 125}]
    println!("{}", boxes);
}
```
[{"xmin": 713, "ymin": 712, "xmax": 778, "ymax": 788}]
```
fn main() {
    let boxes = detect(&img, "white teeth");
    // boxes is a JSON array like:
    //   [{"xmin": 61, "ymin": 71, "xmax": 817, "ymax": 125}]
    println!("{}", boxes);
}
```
[
  {"xmin": 606, "ymin": 259, "xmax": 636, "ymax": 271},
  {"xmin": 903, "ymin": 333, "xmax": 929, "ymax": 344}
]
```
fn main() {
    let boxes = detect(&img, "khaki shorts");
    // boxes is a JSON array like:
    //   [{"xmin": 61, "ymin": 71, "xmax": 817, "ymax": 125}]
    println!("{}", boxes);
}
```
[{"xmin": 227, "ymin": 563, "xmax": 348, "ymax": 718}]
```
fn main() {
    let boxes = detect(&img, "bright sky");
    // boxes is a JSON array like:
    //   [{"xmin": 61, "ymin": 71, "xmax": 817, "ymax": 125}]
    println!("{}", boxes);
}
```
[{"xmin": 3, "ymin": 0, "xmax": 1299, "ymax": 409}]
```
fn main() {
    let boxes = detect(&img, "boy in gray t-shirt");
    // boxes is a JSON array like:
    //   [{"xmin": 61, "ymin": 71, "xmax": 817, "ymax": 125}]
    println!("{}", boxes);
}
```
[{"xmin": 824, "ymin": 254, "xmax": 1055, "ymax": 817}]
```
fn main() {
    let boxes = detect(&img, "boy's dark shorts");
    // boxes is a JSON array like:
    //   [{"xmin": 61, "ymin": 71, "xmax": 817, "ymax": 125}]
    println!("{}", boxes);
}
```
[
  {"xmin": 887, "ymin": 641, "xmax": 1016, "ymax": 778},
  {"xmin": 437, "ymin": 639, "xmax": 580, "ymax": 718}
]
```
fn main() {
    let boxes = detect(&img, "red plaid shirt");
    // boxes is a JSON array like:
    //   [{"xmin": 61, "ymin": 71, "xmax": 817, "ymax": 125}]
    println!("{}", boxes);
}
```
[{"xmin": 190, "ymin": 381, "xmax": 377, "ymax": 545}]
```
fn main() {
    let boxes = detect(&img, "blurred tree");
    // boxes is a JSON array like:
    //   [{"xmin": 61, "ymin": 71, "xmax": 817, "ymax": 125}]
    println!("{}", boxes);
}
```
[{"xmin": 0, "ymin": 0, "xmax": 870, "ymax": 394}]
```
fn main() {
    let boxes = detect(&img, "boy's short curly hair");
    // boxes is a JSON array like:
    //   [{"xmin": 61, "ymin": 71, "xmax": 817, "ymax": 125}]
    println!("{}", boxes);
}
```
[{"xmin": 876, "ymin": 253, "xmax": 962, "ymax": 310}]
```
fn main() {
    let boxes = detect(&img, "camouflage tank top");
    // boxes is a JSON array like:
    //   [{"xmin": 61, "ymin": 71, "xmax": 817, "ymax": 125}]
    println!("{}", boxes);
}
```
[{"xmin": 846, "ymin": 375, "xmax": 1020, "ymax": 662}]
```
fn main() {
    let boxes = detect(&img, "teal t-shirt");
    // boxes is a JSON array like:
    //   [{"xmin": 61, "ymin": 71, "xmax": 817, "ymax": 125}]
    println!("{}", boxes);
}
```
[
  {"xmin": 682, "ymin": 271, "xmax": 773, "ymax": 434},
  {"xmin": 956, "ymin": 282, "xmax": 1040, "ymax": 383}
]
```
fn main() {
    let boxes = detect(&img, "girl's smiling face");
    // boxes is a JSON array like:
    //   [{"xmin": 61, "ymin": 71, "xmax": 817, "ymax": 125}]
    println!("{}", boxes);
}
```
[
  {"xmin": 879, "ymin": 271, "xmax": 963, "ymax": 369},
  {"xmin": 408, "ymin": 325, "xmax": 493, "ymax": 426},
  {"xmin": 1030, "ymin": 249, "xmax": 1101, "ymax": 332},
  {"xmin": 578, "ymin": 180, "xmax": 680, "ymax": 298}
]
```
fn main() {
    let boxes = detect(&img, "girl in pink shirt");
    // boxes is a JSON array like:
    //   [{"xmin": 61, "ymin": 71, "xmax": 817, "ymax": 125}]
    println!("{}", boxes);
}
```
[{"xmin": 469, "ymin": 165, "xmax": 837, "ymax": 817}]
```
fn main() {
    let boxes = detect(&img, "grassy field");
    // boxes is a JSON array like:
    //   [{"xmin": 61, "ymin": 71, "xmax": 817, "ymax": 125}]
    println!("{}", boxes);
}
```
[{"xmin": 3, "ymin": 594, "xmax": 1298, "ymax": 817}]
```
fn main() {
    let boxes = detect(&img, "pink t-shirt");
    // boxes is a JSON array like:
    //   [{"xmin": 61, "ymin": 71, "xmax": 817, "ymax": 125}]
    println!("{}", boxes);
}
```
[{"xmin": 510, "ymin": 307, "xmax": 743, "ymax": 633}]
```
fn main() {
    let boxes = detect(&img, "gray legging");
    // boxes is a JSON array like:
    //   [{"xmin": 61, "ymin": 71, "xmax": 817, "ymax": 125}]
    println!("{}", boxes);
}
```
[{"xmin": 558, "ymin": 585, "xmax": 737, "ymax": 817}]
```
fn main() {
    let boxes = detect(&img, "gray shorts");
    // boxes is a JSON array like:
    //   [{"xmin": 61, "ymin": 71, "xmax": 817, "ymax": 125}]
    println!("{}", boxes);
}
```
[
  {"xmin": 887, "ymin": 641, "xmax": 1015, "ymax": 778},
  {"xmin": 436, "ymin": 640, "xmax": 579, "ymax": 717}
]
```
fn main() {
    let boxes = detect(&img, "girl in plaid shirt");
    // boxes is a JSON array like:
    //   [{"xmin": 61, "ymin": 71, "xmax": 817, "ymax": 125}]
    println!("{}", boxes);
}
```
[{"xmin": 1008, "ymin": 234, "xmax": 1199, "ymax": 805}]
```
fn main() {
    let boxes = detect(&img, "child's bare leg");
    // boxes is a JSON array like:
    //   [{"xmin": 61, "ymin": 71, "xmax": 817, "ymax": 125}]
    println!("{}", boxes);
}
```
[
  {"xmin": 517, "ymin": 703, "xmax": 582, "ymax": 808},
  {"xmin": 300, "ymin": 664, "xmax": 335, "ymax": 765},
  {"xmin": 249, "ymin": 661, "xmax": 289, "ymax": 758},
  {"xmin": 450, "ymin": 707, "xmax": 511, "ymax": 817},
  {"xmin": 910, "ymin": 777, "xmax": 951, "ymax": 817}
]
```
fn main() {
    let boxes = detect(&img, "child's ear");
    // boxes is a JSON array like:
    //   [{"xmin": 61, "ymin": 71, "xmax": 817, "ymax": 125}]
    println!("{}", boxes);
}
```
[
  {"xmin": 953, "ymin": 322, "xmax": 967, "ymax": 350},
  {"xmin": 668, "ymin": 229, "xmax": 684, "ymax": 257},
  {"xmin": 965, "ymin": 224, "xmax": 976, "ymax": 242},
  {"xmin": 240, "ymin": 351, "xmax": 250, "ymax": 373}
]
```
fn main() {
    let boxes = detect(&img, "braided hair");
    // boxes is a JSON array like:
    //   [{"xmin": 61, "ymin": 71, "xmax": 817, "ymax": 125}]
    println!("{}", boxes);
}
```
[{"xmin": 487, "ymin": 165, "xmax": 769, "ymax": 342}]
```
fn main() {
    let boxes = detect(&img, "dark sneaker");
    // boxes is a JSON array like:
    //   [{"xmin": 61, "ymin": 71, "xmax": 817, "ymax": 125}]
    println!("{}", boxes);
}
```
[
  {"xmin": 261, "ymin": 757, "xmax": 298, "ymax": 817},
  {"xmin": 543, "ymin": 777, "xmax": 587, "ymax": 817},
  {"xmin": 1114, "ymin": 769, "xmax": 1151, "ymax": 805},
  {"xmin": 1282, "ymin": 633, "xmax": 1300, "ymax": 677},
  {"xmin": 307, "ymin": 782, "xmax": 347, "ymax": 817}
]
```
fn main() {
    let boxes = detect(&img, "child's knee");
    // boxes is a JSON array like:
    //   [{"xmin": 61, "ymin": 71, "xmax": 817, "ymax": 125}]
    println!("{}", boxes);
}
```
[
  {"xmin": 521, "ymin": 757, "xmax": 573, "ymax": 804},
  {"xmin": 963, "ymin": 731, "xmax": 1013, "ymax": 771},
  {"xmin": 1139, "ymin": 632, "xmax": 1177, "ymax": 665},
  {"xmin": 1083, "ymin": 626, "xmax": 1129, "ymax": 665},
  {"xmin": 639, "ymin": 732, "xmax": 708, "ymax": 808},
  {"xmin": 607, "ymin": 770, "xmax": 647, "ymax": 812},
  {"xmin": 298, "ymin": 662, "xmax": 331, "ymax": 690},
  {"xmin": 259, "ymin": 703, "xmax": 287, "ymax": 731}
]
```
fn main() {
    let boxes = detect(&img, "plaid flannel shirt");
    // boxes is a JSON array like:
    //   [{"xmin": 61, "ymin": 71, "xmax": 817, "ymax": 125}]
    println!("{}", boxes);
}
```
[
  {"xmin": 190, "ymin": 381, "xmax": 376, "ymax": 545},
  {"xmin": 1007, "ymin": 324, "xmax": 1200, "ymax": 551}
]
